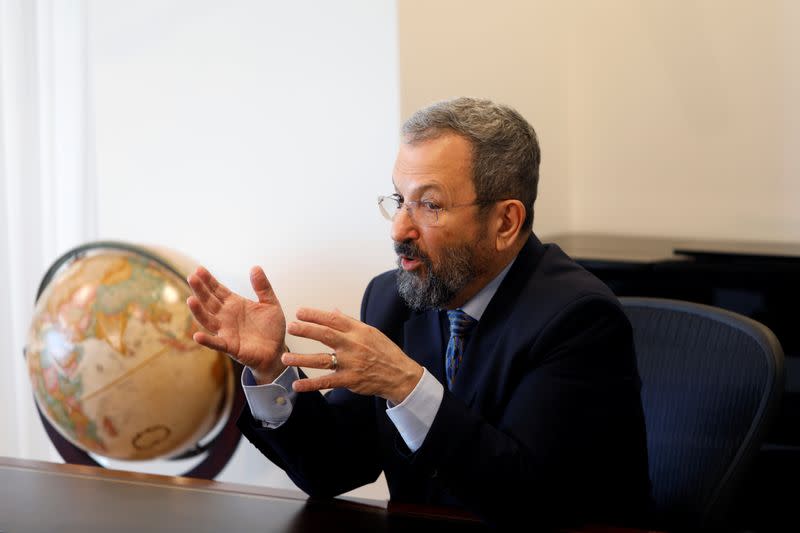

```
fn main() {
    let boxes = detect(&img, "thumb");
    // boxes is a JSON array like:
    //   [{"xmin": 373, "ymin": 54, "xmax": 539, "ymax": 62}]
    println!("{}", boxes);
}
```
[{"xmin": 249, "ymin": 266, "xmax": 279, "ymax": 304}]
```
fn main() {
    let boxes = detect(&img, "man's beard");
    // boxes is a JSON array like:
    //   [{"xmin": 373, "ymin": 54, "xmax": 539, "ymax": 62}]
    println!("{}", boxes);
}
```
[{"xmin": 394, "ymin": 240, "xmax": 481, "ymax": 311}]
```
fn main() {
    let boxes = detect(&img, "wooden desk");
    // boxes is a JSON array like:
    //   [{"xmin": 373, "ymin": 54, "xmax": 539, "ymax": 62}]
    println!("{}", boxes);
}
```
[{"xmin": 0, "ymin": 457, "xmax": 661, "ymax": 533}]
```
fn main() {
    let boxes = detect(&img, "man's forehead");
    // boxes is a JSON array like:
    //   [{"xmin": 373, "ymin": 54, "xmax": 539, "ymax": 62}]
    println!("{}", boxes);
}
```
[{"xmin": 391, "ymin": 135, "xmax": 473, "ymax": 195}]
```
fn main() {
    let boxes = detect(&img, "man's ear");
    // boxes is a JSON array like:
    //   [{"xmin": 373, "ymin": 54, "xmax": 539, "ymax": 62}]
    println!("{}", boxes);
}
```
[{"xmin": 492, "ymin": 200, "xmax": 526, "ymax": 251}]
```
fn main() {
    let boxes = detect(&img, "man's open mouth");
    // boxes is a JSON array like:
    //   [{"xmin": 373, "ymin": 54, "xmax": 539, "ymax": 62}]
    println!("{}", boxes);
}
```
[{"xmin": 399, "ymin": 255, "xmax": 422, "ymax": 271}]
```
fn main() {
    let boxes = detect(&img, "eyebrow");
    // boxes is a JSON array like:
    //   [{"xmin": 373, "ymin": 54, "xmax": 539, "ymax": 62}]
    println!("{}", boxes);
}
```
[{"xmin": 392, "ymin": 182, "xmax": 444, "ymax": 197}]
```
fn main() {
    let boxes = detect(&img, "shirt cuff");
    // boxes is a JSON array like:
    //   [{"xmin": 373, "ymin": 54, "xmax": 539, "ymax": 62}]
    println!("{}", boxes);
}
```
[
  {"xmin": 385, "ymin": 368, "xmax": 444, "ymax": 452},
  {"xmin": 241, "ymin": 366, "xmax": 299, "ymax": 429}
]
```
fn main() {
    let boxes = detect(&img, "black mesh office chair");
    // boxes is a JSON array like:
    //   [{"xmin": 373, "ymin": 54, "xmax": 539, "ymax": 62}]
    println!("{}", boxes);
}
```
[{"xmin": 620, "ymin": 297, "xmax": 784, "ymax": 532}]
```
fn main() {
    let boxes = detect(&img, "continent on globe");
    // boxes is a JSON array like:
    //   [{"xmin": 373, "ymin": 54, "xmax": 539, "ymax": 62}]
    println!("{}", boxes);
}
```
[{"xmin": 25, "ymin": 243, "xmax": 236, "ymax": 463}]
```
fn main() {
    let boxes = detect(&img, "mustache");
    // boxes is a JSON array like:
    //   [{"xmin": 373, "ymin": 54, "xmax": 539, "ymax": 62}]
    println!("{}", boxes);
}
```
[{"xmin": 394, "ymin": 241, "xmax": 429, "ymax": 262}]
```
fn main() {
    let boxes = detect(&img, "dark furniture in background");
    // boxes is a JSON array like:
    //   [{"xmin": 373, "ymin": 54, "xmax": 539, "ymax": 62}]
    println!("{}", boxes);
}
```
[
  {"xmin": 548, "ymin": 233, "xmax": 800, "ymax": 532},
  {"xmin": 620, "ymin": 297, "xmax": 784, "ymax": 531}
]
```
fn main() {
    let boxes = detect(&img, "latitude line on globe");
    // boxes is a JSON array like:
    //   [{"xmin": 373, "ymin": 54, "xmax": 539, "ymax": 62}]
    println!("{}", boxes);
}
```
[{"xmin": 81, "ymin": 344, "xmax": 172, "ymax": 402}]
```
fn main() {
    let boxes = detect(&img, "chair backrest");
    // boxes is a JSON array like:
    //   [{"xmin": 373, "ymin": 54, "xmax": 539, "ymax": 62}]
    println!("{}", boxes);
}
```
[{"xmin": 619, "ymin": 297, "xmax": 784, "ymax": 531}]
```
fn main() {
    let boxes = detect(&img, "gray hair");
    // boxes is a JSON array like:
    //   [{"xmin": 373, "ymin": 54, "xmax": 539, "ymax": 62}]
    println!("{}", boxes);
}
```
[{"xmin": 401, "ymin": 97, "xmax": 541, "ymax": 231}]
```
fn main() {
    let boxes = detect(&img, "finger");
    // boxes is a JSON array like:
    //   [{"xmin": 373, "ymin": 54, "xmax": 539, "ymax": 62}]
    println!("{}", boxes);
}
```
[
  {"xmin": 281, "ymin": 351, "xmax": 339, "ymax": 371},
  {"xmin": 292, "ymin": 374, "xmax": 344, "ymax": 393},
  {"xmin": 187, "ymin": 295, "xmax": 221, "ymax": 332},
  {"xmin": 193, "ymin": 331, "xmax": 229, "ymax": 353},
  {"xmin": 187, "ymin": 271, "xmax": 222, "ymax": 313},
  {"xmin": 295, "ymin": 307, "xmax": 355, "ymax": 332},
  {"xmin": 250, "ymin": 266, "xmax": 279, "ymax": 305},
  {"xmin": 286, "ymin": 320, "xmax": 343, "ymax": 350},
  {"xmin": 194, "ymin": 265, "xmax": 232, "ymax": 301}
]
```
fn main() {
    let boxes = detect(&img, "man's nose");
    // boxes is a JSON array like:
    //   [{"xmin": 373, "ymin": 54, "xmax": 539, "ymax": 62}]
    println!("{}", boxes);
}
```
[{"xmin": 390, "ymin": 206, "xmax": 420, "ymax": 243}]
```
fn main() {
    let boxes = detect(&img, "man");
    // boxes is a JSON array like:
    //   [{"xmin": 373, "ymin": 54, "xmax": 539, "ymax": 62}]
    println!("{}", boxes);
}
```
[{"xmin": 186, "ymin": 97, "xmax": 652, "ymax": 530}]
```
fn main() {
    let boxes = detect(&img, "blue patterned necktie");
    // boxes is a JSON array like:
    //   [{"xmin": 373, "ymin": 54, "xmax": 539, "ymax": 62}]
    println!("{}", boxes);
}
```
[{"xmin": 445, "ymin": 309, "xmax": 478, "ymax": 390}]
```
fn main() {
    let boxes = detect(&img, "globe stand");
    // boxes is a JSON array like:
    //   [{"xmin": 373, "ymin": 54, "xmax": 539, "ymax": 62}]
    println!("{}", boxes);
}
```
[{"xmin": 28, "ymin": 240, "xmax": 247, "ymax": 480}]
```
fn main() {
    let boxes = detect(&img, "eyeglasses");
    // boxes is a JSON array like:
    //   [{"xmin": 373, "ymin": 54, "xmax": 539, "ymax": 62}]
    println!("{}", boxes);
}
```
[{"xmin": 377, "ymin": 193, "xmax": 486, "ymax": 227}]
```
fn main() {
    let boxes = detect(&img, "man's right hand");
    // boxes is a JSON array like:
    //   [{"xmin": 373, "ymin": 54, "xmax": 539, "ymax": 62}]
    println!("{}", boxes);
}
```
[{"xmin": 186, "ymin": 265, "xmax": 287, "ymax": 385}]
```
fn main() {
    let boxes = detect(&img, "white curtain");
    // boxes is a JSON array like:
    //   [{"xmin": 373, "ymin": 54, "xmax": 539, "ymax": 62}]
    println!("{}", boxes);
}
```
[{"xmin": 0, "ymin": 0, "xmax": 95, "ymax": 459}]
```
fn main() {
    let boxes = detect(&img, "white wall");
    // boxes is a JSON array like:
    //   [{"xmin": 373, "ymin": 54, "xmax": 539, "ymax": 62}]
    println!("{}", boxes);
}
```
[
  {"xmin": 399, "ymin": 0, "xmax": 800, "ymax": 242},
  {"xmin": 0, "ymin": 0, "xmax": 93, "ymax": 463},
  {"xmin": 569, "ymin": 1, "xmax": 800, "ymax": 241},
  {"xmin": 88, "ymin": 0, "xmax": 398, "ymax": 499}
]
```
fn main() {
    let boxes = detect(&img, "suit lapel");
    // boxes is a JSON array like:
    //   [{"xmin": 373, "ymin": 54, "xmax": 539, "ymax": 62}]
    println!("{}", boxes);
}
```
[
  {"xmin": 450, "ymin": 316, "xmax": 504, "ymax": 405},
  {"xmin": 403, "ymin": 310, "xmax": 446, "ymax": 384},
  {"xmin": 450, "ymin": 235, "xmax": 545, "ymax": 405}
]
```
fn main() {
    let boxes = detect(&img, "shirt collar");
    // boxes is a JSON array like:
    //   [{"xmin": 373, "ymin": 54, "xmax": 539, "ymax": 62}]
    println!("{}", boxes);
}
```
[{"xmin": 459, "ymin": 256, "xmax": 516, "ymax": 321}]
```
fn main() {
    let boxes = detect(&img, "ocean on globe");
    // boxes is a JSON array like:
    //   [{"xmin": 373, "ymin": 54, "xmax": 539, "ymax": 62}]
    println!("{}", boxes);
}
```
[{"xmin": 25, "ymin": 242, "xmax": 234, "ymax": 462}]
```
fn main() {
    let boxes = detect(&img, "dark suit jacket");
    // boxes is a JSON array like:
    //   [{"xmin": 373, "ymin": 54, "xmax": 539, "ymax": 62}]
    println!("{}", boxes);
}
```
[{"xmin": 238, "ymin": 234, "xmax": 652, "ymax": 530}]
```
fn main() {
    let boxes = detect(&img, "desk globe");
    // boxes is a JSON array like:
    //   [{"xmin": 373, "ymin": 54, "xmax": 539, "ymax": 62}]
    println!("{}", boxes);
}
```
[{"xmin": 25, "ymin": 241, "xmax": 244, "ymax": 478}]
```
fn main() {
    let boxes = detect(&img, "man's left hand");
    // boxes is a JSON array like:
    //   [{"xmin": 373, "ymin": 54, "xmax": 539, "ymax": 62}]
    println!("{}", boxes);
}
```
[{"xmin": 282, "ymin": 308, "xmax": 424, "ymax": 405}]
